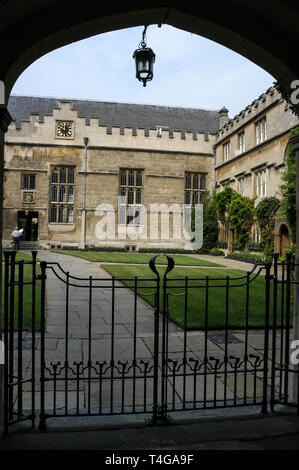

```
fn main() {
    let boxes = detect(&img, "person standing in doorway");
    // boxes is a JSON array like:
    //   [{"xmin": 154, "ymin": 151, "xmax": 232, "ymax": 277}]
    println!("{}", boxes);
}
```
[{"xmin": 11, "ymin": 227, "xmax": 22, "ymax": 250}]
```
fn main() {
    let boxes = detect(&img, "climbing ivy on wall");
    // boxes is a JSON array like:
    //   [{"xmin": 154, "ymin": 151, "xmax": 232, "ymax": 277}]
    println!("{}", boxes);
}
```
[
  {"xmin": 213, "ymin": 187, "xmax": 255, "ymax": 249},
  {"xmin": 201, "ymin": 194, "xmax": 219, "ymax": 251},
  {"xmin": 279, "ymin": 126, "xmax": 298, "ymax": 243},
  {"xmin": 255, "ymin": 196, "xmax": 280, "ymax": 257},
  {"xmin": 191, "ymin": 193, "xmax": 219, "ymax": 251},
  {"xmin": 213, "ymin": 187, "xmax": 238, "ymax": 222},
  {"xmin": 227, "ymin": 194, "xmax": 255, "ymax": 248}
]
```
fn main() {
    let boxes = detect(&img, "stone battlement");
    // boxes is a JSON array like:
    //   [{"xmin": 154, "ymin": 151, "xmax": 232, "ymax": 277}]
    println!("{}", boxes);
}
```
[
  {"xmin": 216, "ymin": 86, "xmax": 283, "ymax": 143},
  {"xmin": 6, "ymin": 99, "xmax": 216, "ymax": 154}
]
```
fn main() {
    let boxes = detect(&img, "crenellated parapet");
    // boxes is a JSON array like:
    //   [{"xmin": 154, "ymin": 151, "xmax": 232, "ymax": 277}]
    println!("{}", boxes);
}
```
[
  {"xmin": 5, "ymin": 97, "xmax": 218, "ymax": 155},
  {"xmin": 215, "ymin": 86, "xmax": 283, "ymax": 143}
]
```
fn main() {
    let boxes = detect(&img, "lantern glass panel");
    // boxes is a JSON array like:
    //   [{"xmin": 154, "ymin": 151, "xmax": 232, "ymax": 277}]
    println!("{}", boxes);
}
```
[{"xmin": 139, "ymin": 58, "xmax": 149, "ymax": 72}]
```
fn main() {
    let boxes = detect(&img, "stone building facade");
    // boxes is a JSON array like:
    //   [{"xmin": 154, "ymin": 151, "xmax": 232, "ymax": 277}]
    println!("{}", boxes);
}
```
[
  {"xmin": 3, "ymin": 96, "xmax": 219, "ymax": 249},
  {"xmin": 214, "ymin": 86, "xmax": 299, "ymax": 254},
  {"xmin": 3, "ymin": 88, "xmax": 298, "ymax": 254}
]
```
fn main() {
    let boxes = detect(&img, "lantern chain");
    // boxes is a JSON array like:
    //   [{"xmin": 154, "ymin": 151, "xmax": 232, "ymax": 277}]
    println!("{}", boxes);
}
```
[{"xmin": 139, "ymin": 25, "xmax": 148, "ymax": 49}]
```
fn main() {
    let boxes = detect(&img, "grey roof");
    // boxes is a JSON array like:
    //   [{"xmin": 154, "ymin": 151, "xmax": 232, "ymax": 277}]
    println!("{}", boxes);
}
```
[{"xmin": 8, "ymin": 95, "xmax": 220, "ymax": 135}]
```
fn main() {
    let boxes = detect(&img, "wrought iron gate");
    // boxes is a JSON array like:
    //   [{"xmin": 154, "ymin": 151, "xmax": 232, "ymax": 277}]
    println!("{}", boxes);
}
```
[{"xmin": 3, "ymin": 250, "xmax": 299, "ymax": 432}]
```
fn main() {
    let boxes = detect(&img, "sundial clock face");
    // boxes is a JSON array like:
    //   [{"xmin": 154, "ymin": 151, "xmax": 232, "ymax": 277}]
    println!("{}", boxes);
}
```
[{"xmin": 56, "ymin": 121, "xmax": 73, "ymax": 138}]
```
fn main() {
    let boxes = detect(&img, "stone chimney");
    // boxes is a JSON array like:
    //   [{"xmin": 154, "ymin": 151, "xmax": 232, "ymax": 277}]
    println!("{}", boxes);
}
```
[{"xmin": 219, "ymin": 106, "xmax": 229, "ymax": 128}]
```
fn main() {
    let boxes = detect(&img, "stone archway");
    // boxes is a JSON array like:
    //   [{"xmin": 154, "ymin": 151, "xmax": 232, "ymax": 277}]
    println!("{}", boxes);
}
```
[{"xmin": 1, "ymin": 3, "xmax": 299, "ymax": 101}]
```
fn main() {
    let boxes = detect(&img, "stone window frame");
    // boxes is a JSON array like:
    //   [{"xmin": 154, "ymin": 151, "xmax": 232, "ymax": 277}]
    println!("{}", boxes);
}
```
[
  {"xmin": 49, "ymin": 165, "xmax": 75, "ymax": 223},
  {"xmin": 21, "ymin": 172, "xmax": 36, "ymax": 205},
  {"xmin": 222, "ymin": 140, "xmax": 231, "ymax": 162},
  {"xmin": 238, "ymin": 175, "xmax": 246, "ymax": 196},
  {"xmin": 255, "ymin": 115, "xmax": 267, "ymax": 145},
  {"xmin": 185, "ymin": 172, "xmax": 206, "ymax": 205},
  {"xmin": 118, "ymin": 168, "xmax": 144, "ymax": 226},
  {"xmin": 21, "ymin": 172, "xmax": 36, "ymax": 190},
  {"xmin": 238, "ymin": 130, "xmax": 246, "ymax": 153},
  {"xmin": 255, "ymin": 167, "xmax": 267, "ymax": 198},
  {"xmin": 254, "ymin": 225, "xmax": 261, "ymax": 243}
]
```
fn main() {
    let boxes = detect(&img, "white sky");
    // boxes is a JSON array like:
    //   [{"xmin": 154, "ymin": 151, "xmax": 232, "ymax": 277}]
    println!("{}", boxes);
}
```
[{"xmin": 11, "ymin": 25, "xmax": 275, "ymax": 118}]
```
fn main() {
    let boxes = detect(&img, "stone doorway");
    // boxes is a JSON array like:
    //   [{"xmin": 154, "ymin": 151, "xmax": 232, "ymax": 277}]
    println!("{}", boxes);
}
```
[
  {"xmin": 279, "ymin": 223, "xmax": 291, "ymax": 257},
  {"xmin": 17, "ymin": 211, "xmax": 38, "ymax": 242}
]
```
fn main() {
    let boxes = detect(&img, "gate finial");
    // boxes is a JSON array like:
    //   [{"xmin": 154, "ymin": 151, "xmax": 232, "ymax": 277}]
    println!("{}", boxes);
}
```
[{"xmin": 149, "ymin": 254, "xmax": 175, "ymax": 278}]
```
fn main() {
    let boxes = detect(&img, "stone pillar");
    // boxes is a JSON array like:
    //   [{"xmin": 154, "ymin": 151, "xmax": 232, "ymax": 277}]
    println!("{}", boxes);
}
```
[
  {"xmin": 0, "ymin": 106, "xmax": 12, "ymax": 436},
  {"xmin": 288, "ymin": 132, "xmax": 299, "ymax": 405},
  {"xmin": 80, "ymin": 138, "xmax": 89, "ymax": 250}
]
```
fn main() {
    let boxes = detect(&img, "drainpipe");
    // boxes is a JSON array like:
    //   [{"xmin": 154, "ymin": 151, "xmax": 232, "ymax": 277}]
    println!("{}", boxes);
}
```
[
  {"xmin": 80, "ymin": 137, "xmax": 89, "ymax": 250},
  {"xmin": 212, "ymin": 144, "xmax": 216, "ymax": 195}
]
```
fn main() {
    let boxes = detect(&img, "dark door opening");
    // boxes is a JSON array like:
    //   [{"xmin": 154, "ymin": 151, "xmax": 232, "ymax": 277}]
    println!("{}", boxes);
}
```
[
  {"xmin": 17, "ymin": 211, "xmax": 38, "ymax": 241},
  {"xmin": 279, "ymin": 224, "xmax": 290, "ymax": 257}
]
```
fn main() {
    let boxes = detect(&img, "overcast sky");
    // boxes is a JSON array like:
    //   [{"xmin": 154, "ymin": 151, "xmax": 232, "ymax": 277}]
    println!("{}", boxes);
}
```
[{"xmin": 11, "ymin": 25, "xmax": 275, "ymax": 118}]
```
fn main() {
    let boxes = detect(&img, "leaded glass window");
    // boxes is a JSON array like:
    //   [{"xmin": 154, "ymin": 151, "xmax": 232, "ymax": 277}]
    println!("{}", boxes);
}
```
[
  {"xmin": 185, "ymin": 173, "xmax": 206, "ymax": 206},
  {"xmin": 119, "ymin": 168, "xmax": 144, "ymax": 225},
  {"xmin": 50, "ymin": 166, "xmax": 75, "ymax": 223}
]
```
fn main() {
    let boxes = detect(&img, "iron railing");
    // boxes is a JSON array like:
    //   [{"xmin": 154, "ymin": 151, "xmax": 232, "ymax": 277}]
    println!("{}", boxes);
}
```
[
  {"xmin": 271, "ymin": 253, "xmax": 299, "ymax": 413},
  {"xmin": 2, "ymin": 250, "xmax": 299, "ymax": 432},
  {"xmin": 3, "ymin": 251, "xmax": 38, "ymax": 432}
]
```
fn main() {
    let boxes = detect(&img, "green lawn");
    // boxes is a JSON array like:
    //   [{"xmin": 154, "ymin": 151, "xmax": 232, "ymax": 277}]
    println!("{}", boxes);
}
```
[
  {"xmin": 101, "ymin": 264, "xmax": 291, "ymax": 330},
  {"xmin": 2, "ymin": 252, "xmax": 41, "ymax": 330},
  {"xmin": 51, "ymin": 250, "xmax": 223, "ymax": 267}
]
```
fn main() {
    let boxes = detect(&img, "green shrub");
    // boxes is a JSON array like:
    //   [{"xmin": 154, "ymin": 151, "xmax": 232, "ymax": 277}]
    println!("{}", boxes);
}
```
[
  {"xmin": 231, "ymin": 241, "xmax": 243, "ymax": 251},
  {"xmin": 279, "ymin": 131, "xmax": 297, "ymax": 243},
  {"xmin": 213, "ymin": 187, "xmax": 238, "ymax": 222},
  {"xmin": 139, "ymin": 247, "xmax": 193, "ymax": 254},
  {"xmin": 255, "ymin": 196, "xmax": 280, "ymax": 257},
  {"xmin": 217, "ymin": 240, "xmax": 228, "ymax": 249},
  {"xmin": 86, "ymin": 246, "xmax": 127, "ymax": 252},
  {"xmin": 247, "ymin": 241, "xmax": 262, "ymax": 252},
  {"xmin": 192, "ymin": 193, "xmax": 219, "ymax": 252},
  {"xmin": 213, "ymin": 188, "xmax": 255, "ymax": 249},
  {"xmin": 279, "ymin": 245, "xmax": 296, "ymax": 263},
  {"xmin": 202, "ymin": 195, "xmax": 220, "ymax": 251},
  {"xmin": 227, "ymin": 194, "xmax": 255, "ymax": 248},
  {"xmin": 227, "ymin": 251, "xmax": 272, "ymax": 263},
  {"xmin": 62, "ymin": 245, "xmax": 79, "ymax": 250},
  {"xmin": 209, "ymin": 248, "xmax": 225, "ymax": 256}
]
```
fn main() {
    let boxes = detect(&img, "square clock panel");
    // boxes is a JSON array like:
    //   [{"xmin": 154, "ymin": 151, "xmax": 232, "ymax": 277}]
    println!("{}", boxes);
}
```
[{"xmin": 56, "ymin": 121, "xmax": 74, "ymax": 138}]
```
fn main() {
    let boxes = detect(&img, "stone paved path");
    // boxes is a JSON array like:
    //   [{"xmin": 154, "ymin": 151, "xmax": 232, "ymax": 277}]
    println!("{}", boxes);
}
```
[{"xmin": 18, "ymin": 251, "xmax": 283, "ymax": 418}]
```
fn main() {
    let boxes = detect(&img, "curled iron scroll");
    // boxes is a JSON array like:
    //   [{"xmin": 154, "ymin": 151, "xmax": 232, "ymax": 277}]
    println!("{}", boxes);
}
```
[{"xmin": 149, "ymin": 254, "xmax": 175, "ymax": 279}]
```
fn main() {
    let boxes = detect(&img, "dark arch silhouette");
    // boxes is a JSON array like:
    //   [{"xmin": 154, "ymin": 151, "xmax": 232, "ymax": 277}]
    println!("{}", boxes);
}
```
[
  {"xmin": 2, "ymin": 1, "xmax": 299, "ymax": 436},
  {"xmin": 1, "ymin": 2, "xmax": 299, "ymax": 103}
]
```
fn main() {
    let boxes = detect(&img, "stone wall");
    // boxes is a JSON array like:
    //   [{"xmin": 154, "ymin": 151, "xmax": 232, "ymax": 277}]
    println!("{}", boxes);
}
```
[
  {"xmin": 3, "ymin": 100, "xmax": 214, "ymax": 248},
  {"xmin": 214, "ymin": 87, "xmax": 299, "ymax": 248},
  {"xmin": 215, "ymin": 87, "xmax": 299, "ymax": 201}
]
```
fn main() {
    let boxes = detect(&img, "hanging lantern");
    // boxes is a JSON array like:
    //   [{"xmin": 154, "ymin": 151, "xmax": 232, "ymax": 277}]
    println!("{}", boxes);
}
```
[{"xmin": 133, "ymin": 26, "xmax": 156, "ymax": 87}]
